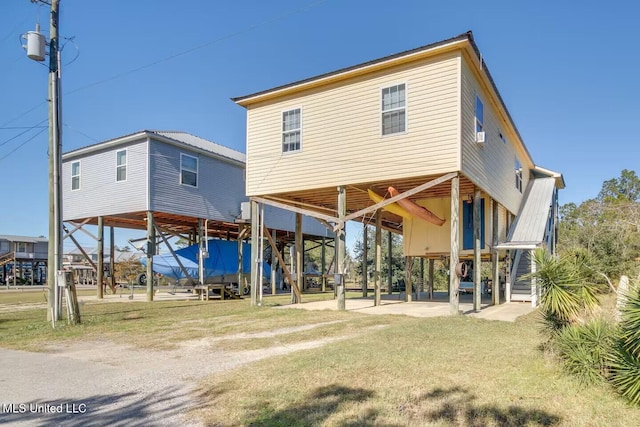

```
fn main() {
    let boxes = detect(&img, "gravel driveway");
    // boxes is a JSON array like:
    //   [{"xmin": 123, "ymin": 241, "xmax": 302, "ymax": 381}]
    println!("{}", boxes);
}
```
[{"xmin": 0, "ymin": 322, "xmax": 348, "ymax": 426}]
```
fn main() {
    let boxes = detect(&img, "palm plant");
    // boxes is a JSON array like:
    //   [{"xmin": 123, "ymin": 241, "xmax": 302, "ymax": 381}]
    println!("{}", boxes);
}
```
[
  {"xmin": 528, "ymin": 248, "xmax": 600, "ymax": 339},
  {"xmin": 609, "ymin": 285, "xmax": 640, "ymax": 405},
  {"xmin": 555, "ymin": 318, "xmax": 615, "ymax": 385}
]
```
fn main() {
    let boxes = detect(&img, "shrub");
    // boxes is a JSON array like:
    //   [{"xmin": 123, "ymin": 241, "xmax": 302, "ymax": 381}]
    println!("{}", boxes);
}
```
[{"xmin": 555, "ymin": 318, "xmax": 615, "ymax": 385}]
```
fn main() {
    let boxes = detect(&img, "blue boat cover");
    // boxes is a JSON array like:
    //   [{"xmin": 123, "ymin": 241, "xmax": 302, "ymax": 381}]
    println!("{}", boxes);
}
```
[{"xmin": 141, "ymin": 239, "xmax": 270, "ymax": 280}]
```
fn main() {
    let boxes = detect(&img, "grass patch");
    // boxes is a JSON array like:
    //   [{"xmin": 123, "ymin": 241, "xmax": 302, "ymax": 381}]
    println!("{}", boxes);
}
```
[
  {"xmin": 2, "ymin": 290, "xmax": 640, "ymax": 425},
  {"xmin": 192, "ymin": 314, "xmax": 640, "ymax": 426}
]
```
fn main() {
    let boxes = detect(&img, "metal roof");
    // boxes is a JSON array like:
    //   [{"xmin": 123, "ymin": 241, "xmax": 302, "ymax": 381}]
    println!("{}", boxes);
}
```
[
  {"xmin": 0, "ymin": 234, "xmax": 48, "ymax": 243},
  {"xmin": 498, "ymin": 178, "xmax": 556, "ymax": 248},
  {"xmin": 63, "ymin": 130, "xmax": 245, "ymax": 165},
  {"xmin": 151, "ymin": 131, "xmax": 245, "ymax": 164}
]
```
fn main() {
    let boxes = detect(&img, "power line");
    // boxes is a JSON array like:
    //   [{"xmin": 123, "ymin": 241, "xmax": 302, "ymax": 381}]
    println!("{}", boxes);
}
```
[
  {"xmin": 0, "ymin": 119, "xmax": 48, "ymax": 147},
  {"xmin": 65, "ymin": 0, "xmax": 328, "ymax": 96},
  {"xmin": 0, "ymin": 126, "xmax": 47, "ymax": 162}
]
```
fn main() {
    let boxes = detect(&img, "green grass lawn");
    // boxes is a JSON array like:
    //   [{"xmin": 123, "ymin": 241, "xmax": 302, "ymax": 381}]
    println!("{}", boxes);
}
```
[{"xmin": 1, "ymin": 290, "xmax": 639, "ymax": 426}]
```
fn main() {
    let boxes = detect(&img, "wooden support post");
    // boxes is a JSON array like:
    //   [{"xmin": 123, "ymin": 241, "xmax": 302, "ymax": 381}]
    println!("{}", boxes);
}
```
[
  {"xmin": 321, "ymin": 236, "xmax": 326, "ymax": 292},
  {"xmin": 271, "ymin": 229, "xmax": 277, "ymax": 295},
  {"xmin": 264, "ymin": 226, "xmax": 300, "ymax": 302},
  {"xmin": 473, "ymin": 187, "xmax": 482, "ymax": 312},
  {"xmin": 418, "ymin": 257, "xmax": 424, "ymax": 301},
  {"xmin": 237, "ymin": 224, "xmax": 247, "ymax": 298},
  {"xmin": 404, "ymin": 256, "xmax": 412, "ymax": 302},
  {"xmin": 146, "ymin": 211, "xmax": 155, "ymax": 302},
  {"xmin": 97, "ymin": 216, "xmax": 104, "ymax": 299},
  {"xmin": 250, "ymin": 201, "xmax": 259, "ymax": 306},
  {"xmin": 428, "ymin": 258, "xmax": 434, "ymax": 300},
  {"xmin": 336, "ymin": 186, "xmax": 346, "ymax": 311},
  {"xmin": 449, "ymin": 176, "xmax": 460, "ymax": 315},
  {"xmin": 387, "ymin": 230, "xmax": 393, "ymax": 295},
  {"xmin": 295, "ymin": 213, "xmax": 303, "ymax": 294},
  {"xmin": 362, "ymin": 223, "xmax": 368, "ymax": 297},
  {"xmin": 375, "ymin": 209, "xmax": 382, "ymax": 306},
  {"xmin": 110, "ymin": 226, "xmax": 116, "ymax": 294},
  {"xmin": 492, "ymin": 199, "xmax": 500, "ymax": 305}
]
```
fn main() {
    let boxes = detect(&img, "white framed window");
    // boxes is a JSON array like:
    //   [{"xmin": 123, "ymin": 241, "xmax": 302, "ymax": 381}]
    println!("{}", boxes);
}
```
[
  {"xmin": 180, "ymin": 153, "xmax": 198, "ymax": 187},
  {"xmin": 381, "ymin": 83, "xmax": 406, "ymax": 135},
  {"xmin": 475, "ymin": 95, "xmax": 484, "ymax": 133},
  {"xmin": 515, "ymin": 157, "xmax": 523, "ymax": 193},
  {"xmin": 116, "ymin": 149, "xmax": 127, "ymax": 182},
  {"xmin": 282, "ymin": 108, "xmax": 301, "ymax": 153},
  {"xmin": 71, "ymin": 161, "xmax": 80, "ymax": 190}
]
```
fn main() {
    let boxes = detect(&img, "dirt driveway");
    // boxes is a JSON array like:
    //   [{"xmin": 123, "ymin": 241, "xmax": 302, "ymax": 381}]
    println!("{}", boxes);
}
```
[{"xmin": 0, "ymin": 321, "xmax": 350, "ymax": 426}]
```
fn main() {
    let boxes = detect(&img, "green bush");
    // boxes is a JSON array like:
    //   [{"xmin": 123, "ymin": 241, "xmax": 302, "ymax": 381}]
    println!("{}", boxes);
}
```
[{"xmin": 555, "ymin": 318, "xmax": 615, "ymax": 385}]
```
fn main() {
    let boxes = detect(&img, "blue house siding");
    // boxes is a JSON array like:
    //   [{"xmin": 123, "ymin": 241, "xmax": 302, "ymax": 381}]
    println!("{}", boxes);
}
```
[
  {"xmin": 63, "ymin": 139, "xmax": 149, "ymax": 220},
  {"xmin": 149, "ymin": 139, "xmax": 246, "ymax": 221}
]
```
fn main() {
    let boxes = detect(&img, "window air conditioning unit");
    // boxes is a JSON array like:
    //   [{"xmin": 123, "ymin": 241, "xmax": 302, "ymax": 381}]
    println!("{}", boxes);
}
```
[
  {"xmin": 240, "ymin": 201, "xmax": 251, "ymax": 221},
  {"xmin": 475, "ymin": 131, "xmax": 486, "ymax": 143}
]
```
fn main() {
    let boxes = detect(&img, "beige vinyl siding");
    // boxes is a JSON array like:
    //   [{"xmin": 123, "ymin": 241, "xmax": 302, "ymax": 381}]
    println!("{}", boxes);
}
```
[
  {"xmin": 460, "ymin": 57, "xmax": 530, "ymax": 215},
  {"xmin": 403, "ymin": 195, "xmax": 492, "ymax": 256},
  {"xmin": 245, "ymin": 53, "xmax": 461, "ymax": 196}
]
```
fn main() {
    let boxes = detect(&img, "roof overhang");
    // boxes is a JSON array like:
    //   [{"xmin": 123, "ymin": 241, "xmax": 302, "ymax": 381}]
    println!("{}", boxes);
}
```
[{"xmin": 533, "ymin": 165, "xmax": 565, "ymax": 189}]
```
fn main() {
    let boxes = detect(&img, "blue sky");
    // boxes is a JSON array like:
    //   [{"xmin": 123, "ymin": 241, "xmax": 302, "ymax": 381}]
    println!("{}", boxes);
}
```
[{"xmin": 1, "ymin": 0, "xmax": 639, "ymax": 253}]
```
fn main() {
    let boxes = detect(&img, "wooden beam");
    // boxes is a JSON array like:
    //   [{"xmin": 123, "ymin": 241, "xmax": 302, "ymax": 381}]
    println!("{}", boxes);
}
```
[
  {"xmin": 375, "ymin": 209, "xmax": 382, "ymax": 306},
  {"xmin": 154, "ymin": 224, "xmax": 195, "ymax": 283},
  {"xmin": 340, "ymin": 172, "xmax": 457, "ymax": 225},
  {"xmin": 62, "ymin": 218, "xmax": 92, "ymax": 240},
  {"xmin": 428, "ymin": 258, "xmax": 434, "ymax": 300},
  {"xmin": 251, "ymin": 201, "xmax": 259, "ymax": 306},
  {"xmin": 264, "ymin": 225, "xmax": 301, "ymax": 302},
  {"xmin": 387, "ymin": 230, "xmax": 393, "ymax": 295},
  {"xmin": 252, "ymin": 196, "xmax": 338, "ymax": 225},
  {"xmin": 295, "ymin": 213, "xmax": 303, "ymax": 293},
  {"xmin": 492, "ymin": 199, "xmax": 500, "ymax": 306},
  {"xmin": 97, "ymin": 216, "xmax": 104, "ymax": 300},
  {"xmin": 146, "ymin": 211, "xmax": 155, "ymax": 302},
  {"xmin": 405, "ymin": 256, "xmax": 413, "ymax": 302},
  {"xmin": 473, "ymin": 187, "xmax": 482, "ymax": 312},
  {"xmin": 336, "ymin": 186, "xmax": 346, "ymax": 310},
  {"xmin": 362, "ymin": 223, "xmax": 368, "ymax": 297},
  {"xmin": 449, "ymin": 175, "xmax": 460, "ymax": 315},
  {"xmin": 110, "ymin": 227, "xmax": 116, "ymax": 293}
]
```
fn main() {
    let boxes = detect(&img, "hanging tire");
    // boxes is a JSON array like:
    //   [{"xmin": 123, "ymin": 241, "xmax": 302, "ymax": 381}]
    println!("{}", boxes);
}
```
[
  {"xmin": 242, "ymin": 285, "xmax": 251, "ymax": 296},
  {"xmin": 136, "ymin": 273, "xmax": 147, "ymax": 286}
]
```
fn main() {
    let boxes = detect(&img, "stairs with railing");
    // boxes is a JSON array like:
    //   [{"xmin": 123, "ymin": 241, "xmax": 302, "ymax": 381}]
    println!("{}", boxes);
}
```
[
  {"xmin": 0, "ymin": 251, "xmax": 14, "ymax": 268},
  {"xmin": 510, "ymin": 249, "xmax": 532, "ymax": 302}
]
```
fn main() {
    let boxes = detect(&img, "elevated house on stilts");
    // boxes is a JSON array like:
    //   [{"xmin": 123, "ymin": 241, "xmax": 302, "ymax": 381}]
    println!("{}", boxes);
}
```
[
  {"xmin": 233, "ymin": 31, "xmax": 564, "ymax": 312},
  {"xmin": 62, "ymin": 130, "xmax": 332, "ymax": 301}
]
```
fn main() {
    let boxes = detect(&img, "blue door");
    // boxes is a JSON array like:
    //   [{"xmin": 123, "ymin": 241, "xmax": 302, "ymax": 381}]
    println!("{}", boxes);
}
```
[{"xmin": 463, "ymin": 198, "xmax": 485, "ymax": 250}]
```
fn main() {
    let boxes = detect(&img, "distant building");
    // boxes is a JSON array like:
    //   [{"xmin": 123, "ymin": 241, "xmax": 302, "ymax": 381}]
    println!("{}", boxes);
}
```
[{"xmin": 0, "ymin": 234, "xmax": 48, "ymax": 285}]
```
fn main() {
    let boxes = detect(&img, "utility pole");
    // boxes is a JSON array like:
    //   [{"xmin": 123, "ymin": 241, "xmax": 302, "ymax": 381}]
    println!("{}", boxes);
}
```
[
  {"xmin": 25, "ymin": 0, "xmax": 62, "ymax": 323},
  {"xmin": 48, "ymin": 0, "xmax": 62, "ymax": 323}
]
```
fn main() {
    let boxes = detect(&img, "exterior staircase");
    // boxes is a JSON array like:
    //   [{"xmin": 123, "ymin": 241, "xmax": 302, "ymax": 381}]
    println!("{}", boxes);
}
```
[
  {"xmin": 510, "ymin": 249, "xmax": 532, "ymax": 302},
  {"xmin": 0, "ymin": 251, "xmax": 14, "ymax": 268}
]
